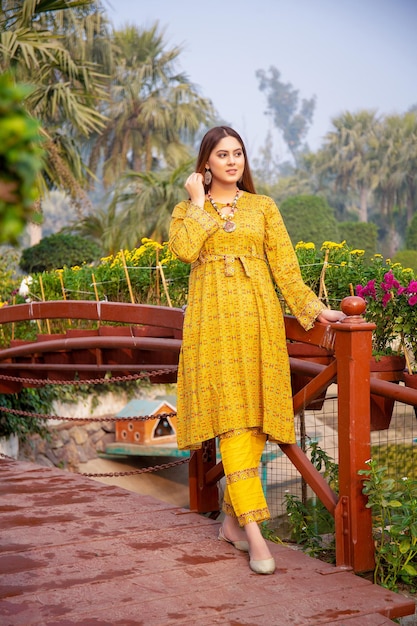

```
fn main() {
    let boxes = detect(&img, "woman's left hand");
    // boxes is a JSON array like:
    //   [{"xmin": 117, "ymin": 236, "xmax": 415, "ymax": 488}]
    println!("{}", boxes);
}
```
[{"xmin": 317, "ymin": 309, "xmax": 346, "ymax": 323}]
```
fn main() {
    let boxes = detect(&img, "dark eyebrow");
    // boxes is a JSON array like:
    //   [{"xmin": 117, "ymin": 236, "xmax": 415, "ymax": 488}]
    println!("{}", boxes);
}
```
[{"xmin": 216, "ymin": 148, "xmax": 242, "ymax": 154}]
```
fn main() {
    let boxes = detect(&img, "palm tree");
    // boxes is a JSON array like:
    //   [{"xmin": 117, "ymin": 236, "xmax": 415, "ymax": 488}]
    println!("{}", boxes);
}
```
[
  {"xmin": 116, "ymin": 161, "xmax": 193, "ymax": 243},
  {"xmin": 374, "ymin": 113, "xmax": 417, "ymax": 255},
  {"xmin": 72, "ymin": 161, "xmax": 192, "ymax": 251},
  {"xmin": 87, "ymin": 23, "xmax": 215, "ymax": 186},
  {"xmin": 0, "ymin": 0, "xmax": 113, "ymax": 215},
  {"xmin": 66, "ymin": 200, "xmax": 128, "ymax": 255},
  {"xmin": 316, "ymin": 110, "xmax": 380, "ymax": 222},
  {"xmin": 400, "ymin": 112, "xmax": 417, "ymax": 227}
]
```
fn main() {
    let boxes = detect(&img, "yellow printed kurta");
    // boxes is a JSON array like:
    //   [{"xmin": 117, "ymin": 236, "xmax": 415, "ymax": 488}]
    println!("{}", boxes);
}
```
[{"xmin": 168, "ymin": 192, "xmax": 325, "ymax": 450}]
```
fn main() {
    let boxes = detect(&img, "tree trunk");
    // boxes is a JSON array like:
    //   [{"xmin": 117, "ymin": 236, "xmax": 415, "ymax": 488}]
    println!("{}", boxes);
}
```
[{"xmin": 359, "ymin": 186, "xmax": 368, "ymax": 222}]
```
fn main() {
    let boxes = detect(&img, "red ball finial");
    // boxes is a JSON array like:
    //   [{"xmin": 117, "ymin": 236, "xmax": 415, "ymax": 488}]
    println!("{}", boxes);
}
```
[{"xmin": 341, "ymin": 296, "xmax": 366, "ymax": 317}]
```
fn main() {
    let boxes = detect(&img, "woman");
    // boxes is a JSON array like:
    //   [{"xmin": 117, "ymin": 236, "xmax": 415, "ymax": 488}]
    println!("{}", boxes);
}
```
[{"xmin": 168, "ymin": 126, "xmax": 343, "ymax": 575}]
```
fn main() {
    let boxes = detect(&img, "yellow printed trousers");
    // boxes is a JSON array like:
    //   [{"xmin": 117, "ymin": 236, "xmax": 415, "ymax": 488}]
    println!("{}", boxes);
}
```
[{"xmin": 219, "ymin": 428, "xmax": 271, "ymax": 526}]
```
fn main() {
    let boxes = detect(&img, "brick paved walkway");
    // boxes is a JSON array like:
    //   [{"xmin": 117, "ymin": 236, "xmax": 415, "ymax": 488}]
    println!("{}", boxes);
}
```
[{"xmin": 0, "ymin": 458, "xmax": 415, "ymax": 625}]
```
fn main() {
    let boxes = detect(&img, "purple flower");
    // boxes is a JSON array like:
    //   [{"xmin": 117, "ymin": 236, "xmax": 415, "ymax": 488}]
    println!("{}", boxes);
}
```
[
  {"xmin": 356, "ymin": 280, "xmax": 376, "ymax": 300},
  {"xmin": 409, "ymin": 295, "xmax": 417, "ymax": 306},
  {"xmin": 382, "ymin": 292, "xmax": 392, "ymax": 307},
  {"xmin": 381, "ymin": 271, "xmax": 400, "ymax": 292}
]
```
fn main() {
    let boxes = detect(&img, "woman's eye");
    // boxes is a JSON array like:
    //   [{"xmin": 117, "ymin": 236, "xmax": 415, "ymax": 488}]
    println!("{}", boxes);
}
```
[{"xmin": 217, "ymin": 151, "xmax": 242, "ymax": 158}]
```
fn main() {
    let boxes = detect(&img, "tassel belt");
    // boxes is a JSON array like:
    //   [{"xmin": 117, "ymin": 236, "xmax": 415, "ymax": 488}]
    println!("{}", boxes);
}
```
[{"xmin": 191, "ymin": 253, "xmax": 267, "ymax": 277}]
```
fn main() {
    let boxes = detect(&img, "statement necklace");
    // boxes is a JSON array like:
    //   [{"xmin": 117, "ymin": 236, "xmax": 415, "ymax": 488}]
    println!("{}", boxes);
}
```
[{"xmin": 208, "ymin": 188, "xmax": 239, "ymax": 233}]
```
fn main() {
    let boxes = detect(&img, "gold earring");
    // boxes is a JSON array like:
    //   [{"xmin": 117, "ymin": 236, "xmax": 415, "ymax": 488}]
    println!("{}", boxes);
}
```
[{"xmin": 204, "ymin": 168, "xmax": 212, "ymax": 185}]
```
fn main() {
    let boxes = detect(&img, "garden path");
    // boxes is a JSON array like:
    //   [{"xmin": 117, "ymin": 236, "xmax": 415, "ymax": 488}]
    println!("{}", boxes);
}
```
[{"xmin": 1, "ymin": 457, "xmax": 415, "ymax": 625}]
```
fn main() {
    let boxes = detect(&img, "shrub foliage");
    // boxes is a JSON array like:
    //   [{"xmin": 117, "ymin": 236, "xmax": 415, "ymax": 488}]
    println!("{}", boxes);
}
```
[
  {"xmin": 279, "ymin": 195, "xmax": 340, "ymax": 248},
  {"xmin": 19, "ymin": 233, "xmax": 102, "ymax": 273}
]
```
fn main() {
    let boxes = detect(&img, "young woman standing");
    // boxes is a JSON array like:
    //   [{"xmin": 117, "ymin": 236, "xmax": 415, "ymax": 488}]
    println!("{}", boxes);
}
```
[{"xmin": 169, "ymin": 126, "xmax": 343, "ymax": 574}]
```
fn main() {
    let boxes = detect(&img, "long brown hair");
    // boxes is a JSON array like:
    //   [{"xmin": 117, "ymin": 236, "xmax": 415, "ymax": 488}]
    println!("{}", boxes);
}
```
[{"xmin": 195, "ymin": 126, "xmax": 256, "ymax": 194}]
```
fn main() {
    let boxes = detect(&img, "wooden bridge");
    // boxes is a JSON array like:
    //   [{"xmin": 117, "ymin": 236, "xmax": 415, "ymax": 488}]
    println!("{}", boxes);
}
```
[{"xmin": 0, "ymin": 298, "xmax": 416, "ymax": 624}]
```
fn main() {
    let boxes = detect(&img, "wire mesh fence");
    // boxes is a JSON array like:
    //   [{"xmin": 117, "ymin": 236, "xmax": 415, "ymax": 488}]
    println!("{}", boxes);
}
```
[{"xmin": 258, "ymin": 385, "xmax": 417, "ymax": 540}]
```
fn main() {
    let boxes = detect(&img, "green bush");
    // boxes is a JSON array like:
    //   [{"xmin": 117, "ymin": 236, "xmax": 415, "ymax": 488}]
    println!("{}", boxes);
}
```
[
  {"xmin": 279, "ymin": 195, "xmax": 340, "ymax": 248},
  {"xmin": 393, "ymin": 249, "xmax": 417, "ymax": 275},
  {"xmin": 0, "ymin": 247, "xmax": 20, "ymax": 302},
  {"xmin": 0, "ymin": 73, "xmax": 44, "ymax": 245},
  {"xmin": 19, "ymin": 233, "xmax": 102, "ymax": 273},
  {"xmin": 0, "ymin": 387, "xmax": 56, "ymax": 440},
  {"xmin": 359, "ymin": 459, "xmax": 417, "ymax": 591},
  {"xmin": 338, "ymin": 221, "xmax": 378, "ymax": 258}
]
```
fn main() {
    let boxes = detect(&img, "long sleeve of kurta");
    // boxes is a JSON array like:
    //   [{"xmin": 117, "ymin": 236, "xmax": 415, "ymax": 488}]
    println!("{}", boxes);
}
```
[
  {"xmin": 169, "ymin": 201, "xmax": 219, "ymax": 263},
  {"xmin": 263, "ymin": 197, "xmax": 326, "ymax": 330}
]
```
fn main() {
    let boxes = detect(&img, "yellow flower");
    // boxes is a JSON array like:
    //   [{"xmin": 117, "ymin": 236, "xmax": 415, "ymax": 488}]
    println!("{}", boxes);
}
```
[
  {"xmin": 351, "ymin": 249, "xmax": 365, "ymax": 256},
  {"xmin": 321, "ymin": 241, "xmax": 346, "ymax": 250},
  {"xmin": 100, "ymin": 255, "xmax": 114, "ymax": 265},
  {"xmin": 295, "ymin": 241, "xmax": 315, "ymax": 250}
]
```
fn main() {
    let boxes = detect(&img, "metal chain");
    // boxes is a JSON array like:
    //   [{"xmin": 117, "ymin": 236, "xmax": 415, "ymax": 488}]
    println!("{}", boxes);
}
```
[
  {"xmin": 81, "ymin": 456, "xmax": 189, "ymax": 477},
  {"xmin": 0, "ymin": 367, "xmax": 187, "ymax": 478},
  {"xmin": 0, "ymin": 405, "xmax": 177, "ymax": 423},
  {"xmin": 0, "ymin": 367, "xmax": 177, "ymax": 388},
  {"xmin": 0, "ymin": 450, "xmax": 189, "ymax": 477}
]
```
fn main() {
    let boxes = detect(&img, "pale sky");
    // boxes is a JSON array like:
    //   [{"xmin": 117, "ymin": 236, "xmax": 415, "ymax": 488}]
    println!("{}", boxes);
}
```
[{"xmin": 106, "ymin": 0, "xmax": 417, "ymax": 160}]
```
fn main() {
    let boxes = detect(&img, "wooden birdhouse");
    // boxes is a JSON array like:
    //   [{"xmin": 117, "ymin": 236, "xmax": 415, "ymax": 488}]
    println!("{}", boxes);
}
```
[{"xmin": 115, "ymin": 396, "xmax": 177, "ymax": 446}]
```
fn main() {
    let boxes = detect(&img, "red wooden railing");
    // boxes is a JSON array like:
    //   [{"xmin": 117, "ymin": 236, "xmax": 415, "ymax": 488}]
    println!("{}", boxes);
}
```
[{"xmin": 1, "ymin": 298, "xmax": 417, "ymax": 574}]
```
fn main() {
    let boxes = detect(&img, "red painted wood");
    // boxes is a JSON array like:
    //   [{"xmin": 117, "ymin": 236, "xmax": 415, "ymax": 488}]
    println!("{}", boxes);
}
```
[
  {"xmin": 291, "ymin": 358, "xmax": 337, "ymax": 415},
  {"xmin": 0, "ymin": 336, "xmax": 182, "ymax": 360},
  {"xmin": 333, "ymin": 318, "xmax": 375, "ymax": 572},
  {"xmin": 280, "ymin": 443, "xmax": 338, "ymax": 514},
  {"xmin": 0, "ymin": 304, "xmax": 183, "ymax": 384},
  {"xmin": 0, "ymin": 300, "xmax": 184, "ymax": 332}
]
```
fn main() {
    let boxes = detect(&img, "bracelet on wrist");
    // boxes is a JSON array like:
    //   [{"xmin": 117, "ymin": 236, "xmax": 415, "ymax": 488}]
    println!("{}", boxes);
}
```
[{"xmin": 188, "ymin": 201, "xmax": 204, "ymax": 211}]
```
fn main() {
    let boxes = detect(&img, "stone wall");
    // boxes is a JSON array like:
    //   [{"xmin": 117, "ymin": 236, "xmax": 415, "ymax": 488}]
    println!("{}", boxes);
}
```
[
  {"xmin": 19, "ymin": 418, "xmax": 116, "ymax": 471},
  {"xmin": 18, "ymin": 386, "xmax": 172, "ymax": 471}
]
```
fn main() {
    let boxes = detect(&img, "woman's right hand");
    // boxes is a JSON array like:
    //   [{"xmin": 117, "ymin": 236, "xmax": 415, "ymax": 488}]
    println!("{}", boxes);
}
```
[{"xmin": 185, "ymin": 172, "xmax": 205, "ymax": 208}]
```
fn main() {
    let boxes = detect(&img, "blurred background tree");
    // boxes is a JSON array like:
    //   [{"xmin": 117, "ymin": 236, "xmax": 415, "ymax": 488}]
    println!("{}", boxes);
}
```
[
  {"xmin": 0, "ymin": 73, "xmax": 45, "ymax": 244},
  {"xmin": 0, "ymin": 1, "xmax": 416, "ymax": 272}
]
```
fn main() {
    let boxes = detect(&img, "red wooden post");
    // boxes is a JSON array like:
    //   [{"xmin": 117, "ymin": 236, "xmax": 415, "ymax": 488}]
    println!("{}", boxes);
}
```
[
  {"xmin": 333, "ymin": 297, "xmax": 375, "ymax": 572},
  {"xmin": 188, "ymin": 439, "xmax": 220, "ymax": 515}
]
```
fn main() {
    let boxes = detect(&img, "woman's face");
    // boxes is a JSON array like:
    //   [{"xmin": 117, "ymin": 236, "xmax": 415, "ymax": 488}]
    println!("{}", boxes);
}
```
[{"xmin": 206, "ymin": 136, "xmax": 245, "ymax": 186}]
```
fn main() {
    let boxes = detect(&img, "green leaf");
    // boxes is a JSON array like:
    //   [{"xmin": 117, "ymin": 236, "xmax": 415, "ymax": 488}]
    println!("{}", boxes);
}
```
[
  {"xmin": 399, "ymin": 539, "xmax": 411, "ymax": 553},
  {"xmin": 401, "ymin": 564, "xmax": 417, "ymax": 577}
]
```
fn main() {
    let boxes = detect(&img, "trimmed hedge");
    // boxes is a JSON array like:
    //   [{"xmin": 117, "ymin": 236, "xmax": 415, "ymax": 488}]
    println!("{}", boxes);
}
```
[
  {"xmin": 279, "ymin": 195, "xmax": 340, "ymax": 248},
  {"xmin": 19, "ymin": 233, "xmax": 102, "ymax": 273},
  {"xmin": 338, "ymin": 221, "xmax": 378, "ymax": 258},
  {"xmin": 392, "ymin": 249, "xmax": 417, "ymax": 274}
]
